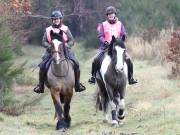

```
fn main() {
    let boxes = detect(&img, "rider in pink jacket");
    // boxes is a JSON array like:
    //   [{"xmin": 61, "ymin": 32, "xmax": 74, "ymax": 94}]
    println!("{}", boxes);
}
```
[
  {"xmin": 88, "ymin": 6, "xmax": 137, "ymax": 85},
  {"xmin": 33, "ymin": 10, "xmax": 86, "ymax": 94}
]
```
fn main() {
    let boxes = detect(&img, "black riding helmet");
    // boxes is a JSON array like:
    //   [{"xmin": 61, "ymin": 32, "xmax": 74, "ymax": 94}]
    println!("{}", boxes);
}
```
[
  {"xmin": 51, "ymin": 10, "xmax": 63, "ymax": 19},
  {"xmin": 105, "ymin": 6, "xmax": 117, "ymax": 15}
]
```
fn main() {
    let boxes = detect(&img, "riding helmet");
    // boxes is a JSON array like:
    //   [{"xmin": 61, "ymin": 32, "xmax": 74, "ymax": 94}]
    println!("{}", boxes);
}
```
[
  {"xmin": 105, "ymin": 6, "xmax": 117, "ymax": 15},
  {"xmin": 51, "ymin": 10, "xmax": 63, "ymax": 19}
]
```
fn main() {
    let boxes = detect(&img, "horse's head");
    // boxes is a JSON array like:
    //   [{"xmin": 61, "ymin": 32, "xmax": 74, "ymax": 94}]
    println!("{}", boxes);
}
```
[
  {"xmin": 50, "ymin": 30, "xmax": 64, "ymax": 64},
  {"xmin": 108, "ymin": 36, "xmax": 126, "ymax": 72}
]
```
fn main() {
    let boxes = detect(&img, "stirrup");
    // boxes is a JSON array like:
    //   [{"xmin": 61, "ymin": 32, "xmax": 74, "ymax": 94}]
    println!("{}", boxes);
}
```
[
  {"xmin": 75, "ymin": 83, "xmax": 86, "ymax": 92},
  {"xmin": 88, "ymin": 77, "xmax": 96, "ymax": 84},
  {"xmin": 129, "ymin": 78, "xmax": 138, "ymax": 85},
  {"xmin": 33, "ymin": 85, "xmax": 44, "ymax": 94}
]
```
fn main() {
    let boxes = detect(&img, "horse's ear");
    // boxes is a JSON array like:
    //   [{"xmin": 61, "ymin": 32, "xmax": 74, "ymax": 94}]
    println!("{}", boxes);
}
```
[
  {"xmin": 50, "ymin": 30, "xmax": 54, "ymax": 39},
  {"xmin": 109, "ymin": 36, "xmax": 116, "ymax": 46},
  {"xmin": 108, "ymin": 42, "xmax": 113, "ymax": 56},
  {"xmin": 112, "ymin": 36, "xmax": 116, "ymax": 42},
  {"xmin": 59, "ymin": 30, "xmax": 63, "ymax": 36},
  {"xmin": 108, "ymin": 36, "xmax": 116, "ymax": 56}
]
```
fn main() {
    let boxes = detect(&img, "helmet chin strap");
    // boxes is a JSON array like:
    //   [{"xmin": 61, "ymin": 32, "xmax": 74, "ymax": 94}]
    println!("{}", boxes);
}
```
[
  {"xmin": 52, "ymin": 23, "xmax": 61, "ymax": 28},
  {"xmin": 108, "ymin": 17, "xmax": 116, "ymax": 24}
]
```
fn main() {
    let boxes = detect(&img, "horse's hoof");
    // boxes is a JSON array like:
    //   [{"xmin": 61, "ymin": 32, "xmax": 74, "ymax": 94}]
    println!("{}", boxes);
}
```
[
  {"xmin": 59, "ymin": 128, "xmax": 65, "ymax": 132},
  {"xmin": 112, "ymin": 120, "xmax": 118, "ymax": 127},
  {"xmin": 118, "ymin": 121, "xmax": 124, "ymax": 126},
  {"xmin": 56, "ymin": 120, "xmax": 65, "ymax": 130},
  {"xmin": 64, "ymin": 117, "xmax": 71, "ymax": 128}
]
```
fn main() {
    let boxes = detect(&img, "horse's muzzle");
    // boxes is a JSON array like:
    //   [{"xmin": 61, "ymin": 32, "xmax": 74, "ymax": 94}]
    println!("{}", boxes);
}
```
[{"xmin": 115, "ymin": 67, "xmax": 124, "ymax": 73}]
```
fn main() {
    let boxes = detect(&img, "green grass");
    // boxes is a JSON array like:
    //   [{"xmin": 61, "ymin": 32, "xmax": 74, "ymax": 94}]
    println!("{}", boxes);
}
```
[{"xmin": 0, "ymin": 44, "xmax": 179, "ymax": 135}]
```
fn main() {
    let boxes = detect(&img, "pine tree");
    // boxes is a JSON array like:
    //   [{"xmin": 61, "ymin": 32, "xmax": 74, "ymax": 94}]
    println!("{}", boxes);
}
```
[{"xmin": 0, "ymin": 19, "xmax": 23, "ymax": 109}]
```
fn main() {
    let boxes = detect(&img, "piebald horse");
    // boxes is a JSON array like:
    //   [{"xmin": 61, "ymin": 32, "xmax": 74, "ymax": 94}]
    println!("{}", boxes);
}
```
[
  {"xmin": 96, "ymin": 36, "xmax": 128, "ymax": 126},
  {"xmin": 47, "ymin": 30, "xmax": 75, "ymax": 130}
]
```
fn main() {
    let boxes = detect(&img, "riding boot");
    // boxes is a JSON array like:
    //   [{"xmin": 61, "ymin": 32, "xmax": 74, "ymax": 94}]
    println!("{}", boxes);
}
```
[
  {"xmin": 88, "ymin": 50, "xmax": 105, "ymax": 84},
  {"xmin": 33, "ymin": 70, "xmax": 46, "ymax": 93},
  {"xmin": 74, "ymin": 68, "xmax": 86, "ymax": 92},
  {"xmin": 126, "ymin": 58, "xmax": 138, "ymax": 85},
  {"xmin": 88, "ymin": 61, "xmax": 97, "ymax": 84}
]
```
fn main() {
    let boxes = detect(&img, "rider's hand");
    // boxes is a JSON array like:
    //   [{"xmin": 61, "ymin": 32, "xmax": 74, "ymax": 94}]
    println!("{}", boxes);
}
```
[
  {"xmin": 104, "ymin": 41, "xmax": 109, "ymax": 48},
  {"xmin": 47, "ymin": 46, "xmax": 52, "ymax": 52},
  {"xmin": 65, "ymin": 43, "xmax": 71, "ymax": 49}
]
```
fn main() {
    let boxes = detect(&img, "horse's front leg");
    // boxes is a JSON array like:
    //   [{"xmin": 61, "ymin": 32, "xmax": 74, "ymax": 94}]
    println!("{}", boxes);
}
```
[
  {"xmin": 117, "ymin": 98, "xmax": 125, "ymax": 121},
  {"xmin": 51, "ymin": 90, "xmax": 64, "ymax": 130},
  {"xmin": 63, "ymin": 92, "xmax": 73, "ymax": 129},
  {"xmin": 100, "ymin": 91, "xmax": 109, "ymax": 123},
  {"xmin": 117, "ymin": 90, "xmax": 126, "ymax": 121},
  {"xmin": 105, "ymin": 85, "xmax": 118, "ymax": 126}
]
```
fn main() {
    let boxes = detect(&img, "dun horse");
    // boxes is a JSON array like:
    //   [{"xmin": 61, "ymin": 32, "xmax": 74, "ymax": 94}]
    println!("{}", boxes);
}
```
[
  {"xmin": 96, "ymin": 36, "xmax": 128, "ymax": 126},
  {"xmin": 47, "ymin": 31, "xmax": 75, "ymax": 130}
]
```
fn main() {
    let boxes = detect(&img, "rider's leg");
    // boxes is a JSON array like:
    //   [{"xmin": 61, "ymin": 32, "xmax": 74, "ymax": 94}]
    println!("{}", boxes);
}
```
[
  {"xmin": 125, "ymin": 53, "xmax": 138, "ymax": 85},
  {"xmin": 33, "ymin": 68, "xmax": 46, "ymax": 93},
  {"xmin": 68, "ymin": 51, "xmax": 86, "ymax": 92},
  {"xmin": 88, "ymin": 50, "xmax": 105, "ymax": 84},
  {"xmin": 33, "ymin": 51, "xmax": 50, "ymax": 93}
]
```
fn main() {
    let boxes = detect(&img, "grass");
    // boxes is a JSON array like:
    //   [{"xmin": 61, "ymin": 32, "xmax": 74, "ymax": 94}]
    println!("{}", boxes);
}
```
[{"xmin": 0, "ymin": 43, "xmax": 179, "ymax": 135}]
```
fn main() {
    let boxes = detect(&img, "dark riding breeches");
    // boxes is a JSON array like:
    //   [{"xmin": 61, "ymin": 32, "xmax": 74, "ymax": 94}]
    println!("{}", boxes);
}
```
[
  {"xmin": 125, "ymin": 53, "xmax": 134, "ymax": 82},
  {"xmin": 39, "ymin": 51, "xmax": 52, "ymax": 72},
  {"xmin": 67, "ymin": 49, "xmax": 80, "ymax": 70},
  {"xmin": 39, "ymin": 48, "xmax": 80, "ymax": 73},
  {"xmin": 91, "ymin": 50, "xmax": 106, "ymax": 77}
]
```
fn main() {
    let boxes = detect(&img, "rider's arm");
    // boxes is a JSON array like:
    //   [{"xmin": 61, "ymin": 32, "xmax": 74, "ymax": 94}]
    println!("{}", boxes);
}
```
[
  {"xmin": 42, "ymin": 32, "xmax": 51, "ymax": 48},
  {"xmin": 120, "ymin": 23, "xmax": 127, "ymax": 41},
  {"xmin": 66, "ymin": 28, "xmax": 75, "ymax": 48},
  {"xmin": 97, "ymin": 23, "xmax": 106, "ymax": 44}
]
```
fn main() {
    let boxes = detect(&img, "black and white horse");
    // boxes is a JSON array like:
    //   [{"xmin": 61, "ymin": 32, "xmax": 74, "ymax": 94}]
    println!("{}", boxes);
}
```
[{"xmin": 96, "ymin": 36, "xmax": 128, "ymax": 126}]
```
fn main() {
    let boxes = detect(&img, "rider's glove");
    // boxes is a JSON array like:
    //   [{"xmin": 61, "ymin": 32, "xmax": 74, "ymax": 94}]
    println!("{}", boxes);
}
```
[
  {"xmin": 65, "ymin": 43, "xmax": 71, "ymax": 49},
  {"xmin": 104, "ymin": 41, "xmax": 109, "ymax": 48}
]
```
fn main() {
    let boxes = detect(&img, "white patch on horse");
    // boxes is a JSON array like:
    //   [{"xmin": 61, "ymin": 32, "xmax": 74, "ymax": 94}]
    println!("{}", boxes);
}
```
[
  {"xmin": 103, "ymin": 113, "xmax": 109, "ymax": 123},
  {"xmin": 124, "ymin": 62, "xmax": 128, "ymax": 84},
  {"xmin": 119, "ymin": 99, "xmax": 125, "ymax": 109},
  {"xmin": 100, "ymin": 54, "xmax": 116, "ymax": 111},
  {"xmin": 100, "ymin": 54, "xmax": 111, "ymax": 82},
  {"xmin": 115, "ymin": 46, "xmax": 125, "ymax": 72}
]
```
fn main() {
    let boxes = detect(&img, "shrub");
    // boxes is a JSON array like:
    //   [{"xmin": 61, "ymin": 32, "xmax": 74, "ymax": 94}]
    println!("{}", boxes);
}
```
[
  {"xmin": 82, "ymin": 31, "xmax": 99, "ymax": 49},
  {"xmin": 166, "ymin": 28, "xmax": 180, "ymax": 77}
]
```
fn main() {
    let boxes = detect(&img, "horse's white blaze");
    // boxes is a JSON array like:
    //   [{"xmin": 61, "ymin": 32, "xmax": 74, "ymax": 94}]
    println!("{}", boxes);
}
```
[
  {"xmin": 115, "ymin": 46, "xmax": 125, "ymax": 71},
  {"xmin": 100, "ymin": 55, "xmax": 111, "ymax": 82},
  {"xmin": 52, "ymin": 39, "xmax": 62, "ymax": 51},
  {"xmin": 52, "ymin": 39, "xmax": 62, "ymax": 63}
]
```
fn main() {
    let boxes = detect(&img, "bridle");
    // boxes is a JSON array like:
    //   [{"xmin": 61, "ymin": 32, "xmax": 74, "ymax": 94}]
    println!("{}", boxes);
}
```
[{"xmin": 51, "ymin": 41, "xmax": 70, "ymax": 77}]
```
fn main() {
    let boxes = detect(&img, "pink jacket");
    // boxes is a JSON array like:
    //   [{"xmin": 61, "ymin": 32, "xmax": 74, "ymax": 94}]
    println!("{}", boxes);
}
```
[
  {"xmin": 97, "ymin": 19, "xmax": 127, "ymax": 49},
  {"xmin": 46, "ymin": 25, "xmax": 68, "ymax": 43}
]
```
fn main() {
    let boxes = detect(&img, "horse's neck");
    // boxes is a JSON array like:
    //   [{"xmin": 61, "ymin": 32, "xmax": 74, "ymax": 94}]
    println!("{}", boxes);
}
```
[{"xmin": 52, "ymin": 57, "xmax": 68, "ymax": 76}]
